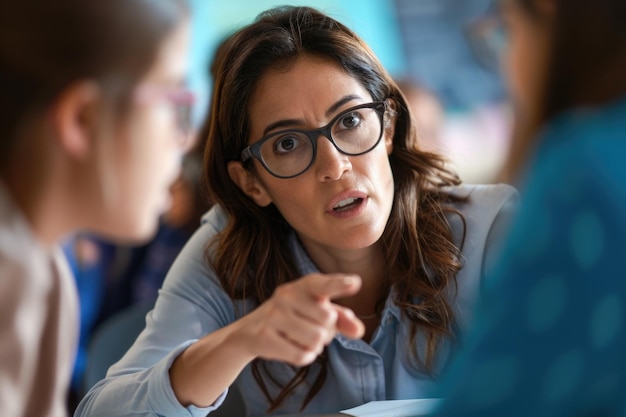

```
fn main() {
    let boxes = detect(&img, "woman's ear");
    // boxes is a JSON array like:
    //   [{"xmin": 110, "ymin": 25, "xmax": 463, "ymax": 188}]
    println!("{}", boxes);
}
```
[
  {"xmin": 227, "ymin": 161, "xmax": 272, "ymax": 207},
  {"xmin": 383, "ymin": 99, "xmax": 398, "ymax": 154},
  {"xmin": 50, "ymin": 80, "xmax": 102, "ymax": 159}
]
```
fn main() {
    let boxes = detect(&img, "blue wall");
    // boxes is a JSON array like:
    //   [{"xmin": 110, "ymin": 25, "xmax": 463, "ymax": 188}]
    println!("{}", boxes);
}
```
[
  {"xmin": 187, "ymin": 1, "xmax": 406, "ymax": 126},
  {"xmin": 394, "ymin": 0, "xmax": 505, "ymax": 109}
]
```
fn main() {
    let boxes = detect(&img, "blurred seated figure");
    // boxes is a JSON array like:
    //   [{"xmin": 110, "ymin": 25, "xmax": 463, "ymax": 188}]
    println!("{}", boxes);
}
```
[
  {"xmin": 61, "ymin": 233, "xmax": 113, "ymax": 410},
  {"xmin": 429, "ymin": 0, "xmax": 626, "ymax": 415},
  {"xmin": 64, "ymin": 146, "xmax": 210, "ymax": 408},
  {"xmin": 0, "ymin": 1, "xmax": 192, "ymax": 415},
  {"xmin": 440, "ymin": 101, "xmax": 512, "ymax": 184},
  {"xmin": 396, "ymin": 77, "xmax": 445, "ymax": 154},
  {"xmin": 396, "ymin": 76, "xmax": 512, "ymax": 184},
  {"xmin": 102, "ymin": 146, "xmax": 209, "ymax": 311}
]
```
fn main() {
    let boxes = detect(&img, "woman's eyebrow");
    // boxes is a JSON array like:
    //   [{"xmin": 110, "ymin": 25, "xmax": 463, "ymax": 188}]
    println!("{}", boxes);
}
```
[
  {"xmin": 262, "ymin": 118, "xmax": 303, "ymax": 136},
  {"xmin": 326, "ymin": 94, "xmax": 362, "ymax": 117},
  {"xmin": 262, "ymin": 94, "xmax": 364, "ymax": 136}
]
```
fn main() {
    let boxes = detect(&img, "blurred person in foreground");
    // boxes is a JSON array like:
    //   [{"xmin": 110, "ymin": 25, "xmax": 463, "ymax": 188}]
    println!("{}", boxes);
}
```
[
  {"xmin": 0, "ymin": 0, "xmax": 192, "ymax": 415},
  {"xmin": 65, "ymin": 146, "xmax": 209, "ymax": 407},
  {"xmin": 431, "ymin": 0, "xmax": 626, "ymax": 415},
  {"xmin": 76, "ymin": 6, "xmax": 517, "ymax": 416}
]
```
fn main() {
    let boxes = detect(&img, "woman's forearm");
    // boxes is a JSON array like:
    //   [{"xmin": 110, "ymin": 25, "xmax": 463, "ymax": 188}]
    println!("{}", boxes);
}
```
[{"xmin": 169, "ymin": 320, "xmax": 254, "ymax": 408}]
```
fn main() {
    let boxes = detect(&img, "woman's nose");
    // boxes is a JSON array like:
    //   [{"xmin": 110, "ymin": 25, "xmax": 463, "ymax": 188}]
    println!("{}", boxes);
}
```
[{"xmin": 314, "ymin": 135, "xmax": 352, "ymax": 182}]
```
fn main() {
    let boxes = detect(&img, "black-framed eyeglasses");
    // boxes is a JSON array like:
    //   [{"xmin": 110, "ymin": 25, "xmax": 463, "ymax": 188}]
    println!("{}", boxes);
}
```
[{"xmin": 241, "ymin": 101, "xmax": 388, "ymax": 178}]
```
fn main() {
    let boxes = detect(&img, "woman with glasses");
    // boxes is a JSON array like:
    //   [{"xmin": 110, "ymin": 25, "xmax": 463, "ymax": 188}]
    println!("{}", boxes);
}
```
[
  {"xmin": 429, "ymin": 0, "xmax": 626, "ymax": 416},
  {"xmin": 77, "ymin": 6, "xmax": 516, "ymax": 417},
  {"xmin": 0, "ymin": 0, "xmax": 191, "ymax": 415}
]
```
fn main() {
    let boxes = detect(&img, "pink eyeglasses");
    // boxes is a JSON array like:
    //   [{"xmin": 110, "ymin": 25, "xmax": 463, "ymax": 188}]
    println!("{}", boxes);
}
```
[{"xmin": 134, "ymin": 84, "xmax": 197, "ymax": 146}]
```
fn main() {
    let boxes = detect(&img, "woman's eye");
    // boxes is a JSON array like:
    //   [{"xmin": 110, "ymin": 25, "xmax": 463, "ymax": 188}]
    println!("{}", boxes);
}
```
[
  {"xmin": 274, "ymin": 135, "xmax": 301, "ymax": 153},
  {"xmin": 339, "ymin": 112, "xmax": 362, "ymax": 129}
]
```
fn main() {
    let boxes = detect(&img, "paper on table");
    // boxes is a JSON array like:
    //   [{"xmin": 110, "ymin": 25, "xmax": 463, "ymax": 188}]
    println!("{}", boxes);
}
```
[{"xmin": 339, "ymin": 398, "xmax": 442, "ymax": 417}]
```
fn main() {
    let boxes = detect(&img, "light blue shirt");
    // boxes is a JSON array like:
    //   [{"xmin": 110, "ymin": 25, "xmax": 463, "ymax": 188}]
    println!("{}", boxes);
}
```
[
  {"xmin": 75, "ymin": 184, "xmax": 517, "ymax": 417},
  {"xmin": 432, "ymin": 97, "xmax": 626, "ymax": 416}
]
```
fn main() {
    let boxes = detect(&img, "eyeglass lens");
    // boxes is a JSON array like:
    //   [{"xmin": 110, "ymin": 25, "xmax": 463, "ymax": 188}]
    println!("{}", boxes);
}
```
[
  {"xmin": 258, "ymin": 105, "xmax": 382, "ymax": 177},
  {"xmin": 175, "ymin": 104, "xmax": 192, "ymax": 136}
]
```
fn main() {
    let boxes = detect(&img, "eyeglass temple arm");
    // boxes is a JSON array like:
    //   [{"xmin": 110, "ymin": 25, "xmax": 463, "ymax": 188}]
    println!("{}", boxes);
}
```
[{"xmin": 241, "ymin": 147, "xmax": 253, "ymax": 163}]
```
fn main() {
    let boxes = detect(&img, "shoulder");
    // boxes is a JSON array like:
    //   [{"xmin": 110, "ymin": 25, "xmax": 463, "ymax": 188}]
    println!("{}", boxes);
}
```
[
  {"xmin": 166, "ymin": 204, "xmax": 229, "ymax": 270},
  {"xmin": 160, "ymin": 205, "xmax": 230, "ymax": 293},
  {"xmin": 445, "ymin": 183, "xmax": 518, "ymax": 210},
  {"xmin": 436, "ymin": 185, "xmax": 519, "ymax": 329},
  {"xmin": 533, "ymin": 96, "xmax": 626, "ymax": 186},
  {"xmin": 520, "ymin": 99, "xmax": 626, "ymax": 217},
  {"xmin": 200, "ymin": 204, "xmax": 229, "ymax": 232},
  {"xmin": 442, "ymin": 185, "xmax": 520, "ymax": 293},
  {"xmin": 0, "ymin": 197, "xmax": 60, "ymax": 333},
  {"xmin": 442, "ymin": 184, "xmax": 518, "ymax": 242},
  {"xmin": 0, "ymin": 185, "xmax": 50, "ymax": 289}
]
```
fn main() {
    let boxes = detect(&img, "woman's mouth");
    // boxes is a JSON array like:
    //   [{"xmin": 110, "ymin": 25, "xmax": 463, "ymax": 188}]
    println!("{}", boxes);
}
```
[{"xmin": 333, "ymin": 197, "xmax": 364, "ymax": 212}]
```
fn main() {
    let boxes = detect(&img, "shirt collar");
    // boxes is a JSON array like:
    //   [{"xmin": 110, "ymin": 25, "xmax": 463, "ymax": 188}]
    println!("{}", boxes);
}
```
[
  {"xmin": 287, "ymin": 229, "xmax": 403, "ymax": 325},
  {"xmin": 287, "ymin": 229, "xmax": 321, "ymax": 276}
]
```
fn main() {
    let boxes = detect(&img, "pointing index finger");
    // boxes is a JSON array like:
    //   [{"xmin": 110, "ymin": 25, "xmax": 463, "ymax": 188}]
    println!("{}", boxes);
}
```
[{"xmin": 307, "ymin": 274, "xmax": 362, "ymax": 301}]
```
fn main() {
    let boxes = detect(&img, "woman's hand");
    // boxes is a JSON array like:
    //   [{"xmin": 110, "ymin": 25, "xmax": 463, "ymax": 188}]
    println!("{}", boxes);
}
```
[
  {"xmin": 170, "ymin": 273, "xmax": 364, "ymax": 407},
  {"xmin": 236, "ymin": 273, "xmax": 365, "ymax": 366}
]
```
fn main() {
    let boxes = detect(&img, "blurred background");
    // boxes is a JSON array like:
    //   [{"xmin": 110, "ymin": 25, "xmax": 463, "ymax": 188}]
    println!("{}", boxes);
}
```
[
  {"xmin": 189, "ymin": 0, "xmax": 511, "ymax": 184},
  {"xmin": 68, "ymin": 0, "xmax": 513, "ymax": 410}
]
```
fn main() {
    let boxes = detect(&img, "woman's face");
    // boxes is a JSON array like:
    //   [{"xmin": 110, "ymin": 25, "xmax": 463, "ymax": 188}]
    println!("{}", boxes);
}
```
[
  {"xmin": 239, "ymin": 55, "xmax": 395, "ymax": 254},
  {"xmin": 97, "ymin": 19, "xmax": 191, "ymax": 241}
]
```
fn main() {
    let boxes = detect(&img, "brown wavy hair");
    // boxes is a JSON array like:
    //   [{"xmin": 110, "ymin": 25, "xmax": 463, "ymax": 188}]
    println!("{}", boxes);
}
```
[
  {"xmin": 503, "ymin": 0, "xmax": 626, "ymax": 182},
  {"xmin": 201, "ymin": 5, "xmax": 466, "ymax": 412}
]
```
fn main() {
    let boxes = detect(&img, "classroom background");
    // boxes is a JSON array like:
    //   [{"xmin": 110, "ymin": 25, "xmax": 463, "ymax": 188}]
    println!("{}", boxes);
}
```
[{"xmin": 65, "ymin": 0, "xmax": 512, "ymax": 412}]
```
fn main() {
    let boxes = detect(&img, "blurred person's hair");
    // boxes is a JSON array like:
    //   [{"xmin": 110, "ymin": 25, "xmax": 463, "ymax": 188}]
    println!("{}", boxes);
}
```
[
  {"xmin": 506, "ymin": 0, "xmax": 626, "ymax": 180},
  {"xmin": 0, "ymin": 0, "xmax": 188, "ymax": 170}
]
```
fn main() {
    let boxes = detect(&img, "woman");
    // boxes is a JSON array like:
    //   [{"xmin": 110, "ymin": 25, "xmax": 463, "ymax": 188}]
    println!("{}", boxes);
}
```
[
  {"xmin": 0, "ymin": 0, "xmax": 191, "ymax": 415},
  {"xmin": 432, "ymin": 0, "xmax": 626, "ymax": 415},
  {"xmin": 76, "ymin": 6, "xmax": 517, "ymax": 416}
]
